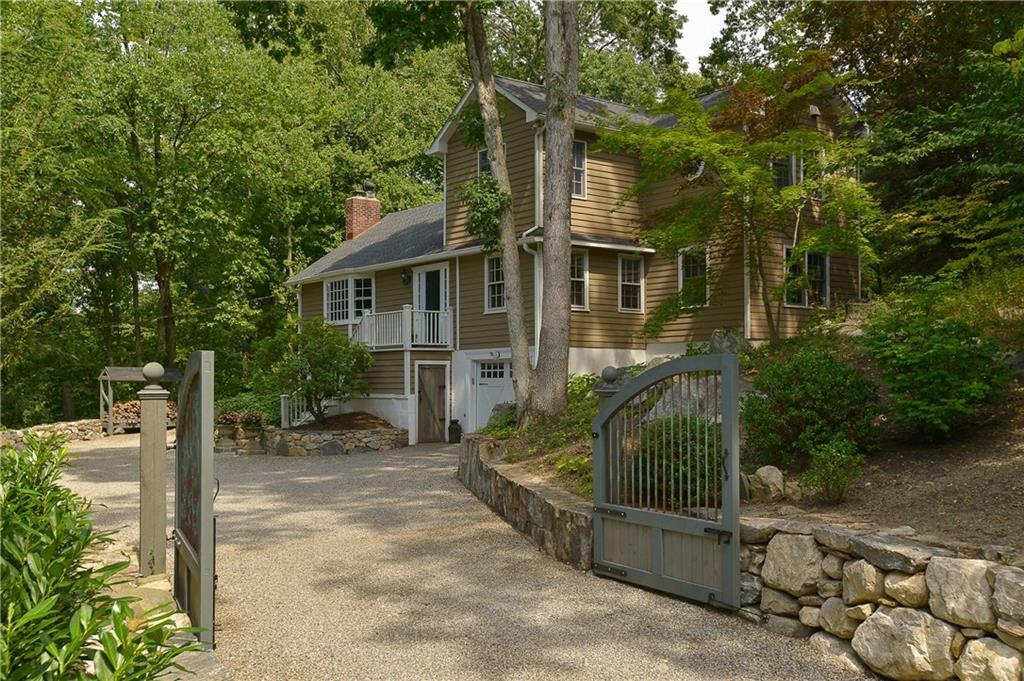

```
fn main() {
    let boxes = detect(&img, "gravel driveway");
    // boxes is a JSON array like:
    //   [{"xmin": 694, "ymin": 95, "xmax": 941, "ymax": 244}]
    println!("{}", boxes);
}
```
[{"xmin": 65, "ymin": 434, "xmax": 865, "ymax": 681}]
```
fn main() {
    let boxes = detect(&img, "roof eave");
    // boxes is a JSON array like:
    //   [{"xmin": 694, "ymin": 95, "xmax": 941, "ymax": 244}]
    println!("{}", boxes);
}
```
[{"xmin": 427, "ymin": 81, "xmax": 540, "ymax": 157}]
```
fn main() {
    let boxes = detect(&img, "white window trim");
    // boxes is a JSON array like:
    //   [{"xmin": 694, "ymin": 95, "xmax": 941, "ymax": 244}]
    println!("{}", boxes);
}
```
[
  {"xmin": 323, "ymin": 273, "xmax": 375, "ymax": 325},
  {"xmin": 484, "ymin": 255, "xmax": 506, "ymax": 314},
  {"xmin": 676, "ymin": 245, "xmax": 710, "ymax": 310},
  {"xmin": 783, "ymin": 245, "xmax": 830, "ymax": 309},
  {"xmin": 570, "ymin": 249, "xmax": 589, "ymax": 312},
  {"xmin": 572, "ymin": 140, "xmax": 587, "ymax": 199},
  {"xmin": 617, "ymin": 254, "xmax": 645, "ymax": 314}
]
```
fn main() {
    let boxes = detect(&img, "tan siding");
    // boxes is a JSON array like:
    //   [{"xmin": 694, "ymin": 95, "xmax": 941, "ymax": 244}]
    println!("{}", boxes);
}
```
[
  {"xmin": 373, "ymin": 266, "xmax": 411, "ymax": 312},
  {"xmin": 446, "ymin": 100, "xmax": 536, "ymax": 247},
  {"xmin": 645, "ymin": 241, "xmax": 746, "ymax": 344},
  {"xmin": 570, "ymin": 131, "xmax": 642, "ymax": 239},
  {"xmin": 299, "ymin": 283, "xmax": 323, "ymax": 320},
  {"xmin": 569, "ymin": 249, "xmax": 645, "ymax": 349},
  {"xmin": 457, "ymin": 251, "xmax": 536, "ymax": 349},
  {"xmin": 363, "ymin": 351, "xmax": 405, "ymax": 395}
]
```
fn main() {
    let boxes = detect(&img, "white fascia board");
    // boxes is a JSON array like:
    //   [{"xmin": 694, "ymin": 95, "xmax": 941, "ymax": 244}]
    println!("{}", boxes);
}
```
[
  {"xmin": 289, "ymin": 245, "xmax": 483, "ymax": 287},
  {"xmin": 520, "ymin": 234, "xmax": 655, "ymax": 254},
  {"xmin": 427, "ymin": 82, "xmax": 540, "ymax": 158}
]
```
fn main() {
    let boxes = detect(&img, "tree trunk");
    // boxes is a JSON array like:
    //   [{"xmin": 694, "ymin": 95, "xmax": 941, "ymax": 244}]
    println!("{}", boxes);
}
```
[
  {"xmin": 533, "ymin": 0, "xmax": 579, "ymax": 418},
  {"xmin": 459, "ymin": 2, "xmax": 536, "ymax": 415},
  {"xmin": 155, "ymin": 251, "xmax": 176, "ymax": 367},
  {"xmin": 61, "ymin": 380, "xmax": 75, "ymax": 421}
]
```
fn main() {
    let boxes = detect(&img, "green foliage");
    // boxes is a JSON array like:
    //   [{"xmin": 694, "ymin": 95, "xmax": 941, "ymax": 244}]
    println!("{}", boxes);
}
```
[
  {"xmin": 254, "ymin": 318, "xmax": 373, "ymax": 425},
  {"xmin": 1, "ymin": 436, "xmax": 198, "ymax": 679},
  {"xmin": 742, "ymin": 341, "xmax": 879, "ymax": 470},
  {"xmin": 215, "ymin": 392, "xmax": 279, "ymax": 426},
  {"xmin": 801, "ymin": 436, "xmax": 864, "ymax": 505},
  {"xmin": 458, "ymin": 174, "xmax": 511, "ymax": 254},
  {"xmin": 934, "ymin": 266, "xmax": 1024, "ymax": 348},
  {"xmin": 553, "ymin": 454, "xmax": 594, "ymax": 498},
  {"xmin": 860, "ymin": 292, "xmax": 1012, "ymax": 440},
  {"xmin": 635, "ymin": 415, "xmax": 722, "ymax": 510}
]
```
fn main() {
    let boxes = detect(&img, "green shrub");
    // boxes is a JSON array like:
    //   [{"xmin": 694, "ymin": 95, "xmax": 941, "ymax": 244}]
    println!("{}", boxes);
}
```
[
  {"xmin": 633, "ymin": 415, "xmax": 722, "ymax": 510},
  {"xmin": 801, "ymin": 436, "xmax": 864, "ymax": 504},
  {"xmin": 933, "ymin": 267, "xmax": 1024, "ymax": 347},
  {"xmin": 215, "ymin": 391, "xmax": 278, "ymax": 425},
  {"xmin": 861, "ymin": 300, "xmax": 1011, "ymax": 439},
  {"xmin": 742, "ymin": 341, "xmax": 878, "ymax": 470},
  {"xmin": 254, "ymin": 318, "xmax": 373, "ymax": 425},
  {"xmin": 1, "ymin": 436, "xmax": 198, "ymax": 679},
  {"xmin": 553, "ymin": 454, "xmax": 593, "ymax": 498}
]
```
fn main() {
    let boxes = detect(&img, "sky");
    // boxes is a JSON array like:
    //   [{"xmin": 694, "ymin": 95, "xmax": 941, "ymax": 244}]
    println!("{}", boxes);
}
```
[{"xmin": 675, "ymin": 0, "xmax": 727, "ymax": 73}]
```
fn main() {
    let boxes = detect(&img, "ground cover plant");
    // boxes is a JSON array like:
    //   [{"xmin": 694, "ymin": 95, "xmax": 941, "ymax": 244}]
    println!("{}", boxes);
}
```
[{"xmin": 0, "ymin": 435, "xmax": 198, "ymax": 679}]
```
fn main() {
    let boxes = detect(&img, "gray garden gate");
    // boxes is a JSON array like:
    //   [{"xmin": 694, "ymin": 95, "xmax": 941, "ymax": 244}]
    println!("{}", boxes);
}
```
[{"xmin": 592, "ymin": 354, "xmax": 740, "ymax": 609}]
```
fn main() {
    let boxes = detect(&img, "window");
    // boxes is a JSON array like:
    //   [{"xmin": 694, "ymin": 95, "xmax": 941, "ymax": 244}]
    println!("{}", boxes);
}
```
[
  {"xmin": 784, "ymin": 246, "xmax": 829, "ymax": 307},
  {"xmin": 479, "ymin": 362, "xmax": 506, "ymax": 379},
  {"xmin": 772, "ymin": 157, "xmax": 793, "ymax": 188},
  {"xmin": 324, "ymin": 275, "xmax": 373, "ymax": 324},
  {"xmin": 570, "ymin": 250, "xmax": 589, "ymax": 310},
  {"xmin": 477, "ymin": 149, "xmax": 491, "ymax": 176},
  {"xmin": 678, "ymin": 247, "xmax": 709, "ymax": 307},
  {"xmin": 618, "ymin": 255, "xmax": 644, "ymax": 313},
  {"xmin": 572, "ymin": 140, "xmax": 587, "ymax": 198},
  {"xmin": 485, "ymin": 256, "xmax": 505, "ymax": 312}
]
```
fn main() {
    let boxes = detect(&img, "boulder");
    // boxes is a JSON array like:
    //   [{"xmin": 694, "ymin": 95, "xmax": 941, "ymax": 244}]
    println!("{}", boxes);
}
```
[
  {"xmin": 843, "ymin": 559, "xmax": 885, "ymax": 604},
  {"xmin": 995, "ymin": 627, "xmax": 1024, "ymax": 653},
  {"xmin": 320, "ymin": 440, "xmax": 345, "ymax": 456},
  {"xmin": 954, "ymin": 638, "xmax": 1024, "ymax": 681},
  {"xmin": 850, "ymin": 534, "xmax": 949, "ymax": 573},
  {"xmin": 817, "ymin": 578, "xmax": 843, "ymax": 599},
  {"xmin": 926, "ymin": 557, "xmax": 997, "ymax": 630},
  {"xmin": 989, "ymin": 565, "xmax": 1024, "ymax": 626},
  {"xmin": 799, "ymin": 606, "xmax": 821, "ymax": 628},
  {"xmin": 762, "ymin": 533, "xmax": 824, "ymax": 596},
  {"xmin": 846, "ymin": 604, "xmax": 874, "ymax": 621},
  {"xmin": 799, "ymin": 594, "xmax": 824, "ymax": 606},
  {"xmin": 809, "ymin": 632, "xmax": 869, "ymax": 676},
  {"xmin": 813, "ymin": 525, "xmax": 863, "ymax": 555},
  {"xmin": 740, "ymin": 572, "xmax": 762, "ymax": 607},
  {"xmin": 761, "ymin": 587, "xmax": 800, "ymax": 616},
  {"xmin": 819, "ymin": 597, "xmax": 860, "ymax": 639},
  {"xmin": 884, "ymin": 571, "xmax": 930, "ymax": 608},
  {"xmin": 754, "ymin": 466, "xmax": 785, "ymax": 500},
  {"xmin": 822, "ymin": 553, "xmax": 844, "ymax": 580},
  {"xmin": 740, "ymin": 518, "xmax": 812, "ymax": 543},
  {"xmin": 851, "ymin": 607, "xmax": 958, "ymax": 681},
  {"xmin": 763, "ymin": 614, "xmax": 813, "ymax": 638}
]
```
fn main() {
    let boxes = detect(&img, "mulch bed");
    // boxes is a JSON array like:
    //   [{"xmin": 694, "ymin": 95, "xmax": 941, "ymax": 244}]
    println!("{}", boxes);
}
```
[{"xmin": 290, "ymin": 411, "xmax": 394, "ymax": 432}]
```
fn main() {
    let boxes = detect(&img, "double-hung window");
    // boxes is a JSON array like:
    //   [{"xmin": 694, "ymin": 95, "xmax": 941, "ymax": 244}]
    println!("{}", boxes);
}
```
[
  {"xmin": 772, "ymin": 154, "xmax": 804, "ymax": 188},
  {"xmin": 784, "ymin": 246, "xmax": 829, "ymax": 306},
  {"xmin": 478, "ymin": 144, "xmax": 507, "ymax": 178},
  {"xmin": 324, "ymin": 275, "xmax": 374, "ymax": 324},
  {"xmin": 618, "ymin": 255, "xmax": 644, "ymax": 313},
  {"xmin": 485, "ymin": 255, "xmax": 505, "ymax": 312},
  {"xmin": 570, "ymin": 250, "xmax": 589, "ymax": 310},
  {"xmin": 678, "ymin": 246, "xmax": 709, "ymax": 308},
  {"xmin": 572, "ymin": 140, "xmax": 587, "ymax": 198}
]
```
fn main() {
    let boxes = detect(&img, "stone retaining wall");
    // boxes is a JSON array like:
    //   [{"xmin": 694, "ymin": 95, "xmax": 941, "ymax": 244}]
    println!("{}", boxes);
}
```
[
  {"xmin": 458, "ymin": 436, "xmax": 593, "ymax": 571},
  {"xmin": 458, "ymin": 438, "xmax": 1023, "ymax": 680},
  {"xmin": 1, "ymin": 419, "xmax": 108, "ymax": 447},
  {"xmin": 216, "ymin": 424, "xmax": 408, "ymax": 456},
  {"xmin": 738, "ymin": 518, "xmax": 1024, "ymax": 680}
]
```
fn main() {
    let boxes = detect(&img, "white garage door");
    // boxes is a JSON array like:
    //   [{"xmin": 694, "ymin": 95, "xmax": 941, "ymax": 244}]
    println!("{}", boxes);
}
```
[{"xmin": 473, "ymin": 361, "xmax": 514, "ymax": 431}]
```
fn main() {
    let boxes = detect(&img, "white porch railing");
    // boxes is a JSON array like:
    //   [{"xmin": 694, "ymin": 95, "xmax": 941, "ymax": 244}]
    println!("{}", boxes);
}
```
[
  {"xmin": 280, "ymin": 391, "xmax": 313, "ymax": 429},
  {"xmin": 351, "ymin": 304, "xmax": 451, "ymax": 351}
]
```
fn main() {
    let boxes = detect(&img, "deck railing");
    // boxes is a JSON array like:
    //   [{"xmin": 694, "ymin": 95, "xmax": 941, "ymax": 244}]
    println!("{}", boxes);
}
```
[{"xmin": 351, "ymin": 305, "xmax": 451, "ymax": 351}]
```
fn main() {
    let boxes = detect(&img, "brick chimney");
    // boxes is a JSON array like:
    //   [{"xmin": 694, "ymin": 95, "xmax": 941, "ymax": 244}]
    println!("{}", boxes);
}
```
[{"xmin": 345, "ymin": 180, "xmax": 381, "ymax": 240}]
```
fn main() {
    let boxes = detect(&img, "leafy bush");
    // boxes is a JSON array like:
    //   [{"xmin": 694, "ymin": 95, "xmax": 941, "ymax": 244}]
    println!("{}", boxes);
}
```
[
  {"xmin": 742, "ymin": 341, "xmax": 878, "ymax": 470},
  {"xmin": 553, "ymin": 454, "xmax": 593, "ymax": 498},
  {"xmin": 934, "ymin": 266, "xmax": 1024, "ymax": 348},
  {"xmin": 861, "ymin": 298, "xmax": 1011, "ymax": 439},
  {"xmin": 215, "ymin": 391, "xmax": 278, "ymax": 425},
  {"xmin": 216, "ymin": 410, "xmax": 264, "ymax": 427},
  {"xmin": 254, "ymin": 318, "xmax": 373, "ymax": 425},
  {"xmin": 1, "ymin": 435, "xmax": 198, "ymax": 679},
  {"xmin": 801, "ymin": 436, "xmax": 864, "ymax": 504},
  {"xmin": 634, "ymin": 415, "xmax": 722, "ymax": 510}
]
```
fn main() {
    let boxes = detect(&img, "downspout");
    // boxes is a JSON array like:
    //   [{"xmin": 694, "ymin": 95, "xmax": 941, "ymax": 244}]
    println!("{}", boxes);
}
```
[
  {"xmin": 743, "ymin": 235, "xmax": 751, "ymax": 341},
  {"xmin": 525, "ymin": 123, "xmax": 545, "ymax": 367}
]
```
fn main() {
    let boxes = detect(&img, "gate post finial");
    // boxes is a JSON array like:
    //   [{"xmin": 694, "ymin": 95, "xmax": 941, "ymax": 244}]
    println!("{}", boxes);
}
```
[{"xmin": 595, "ymin": 366, "xmax": 623, "ymax": 398}]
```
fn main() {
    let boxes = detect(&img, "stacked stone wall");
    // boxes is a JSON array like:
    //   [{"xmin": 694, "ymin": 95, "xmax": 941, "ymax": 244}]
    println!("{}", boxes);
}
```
[
  {"xmin": 215, "ymin": 425, "xmax": 408, "ymax": 456},
  {"xmin": 1, "ymin": 419, "xmax": 108, "ymax": 447}
]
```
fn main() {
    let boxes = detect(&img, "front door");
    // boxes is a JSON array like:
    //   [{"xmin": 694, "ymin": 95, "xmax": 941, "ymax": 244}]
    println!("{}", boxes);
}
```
[
  {"xmin": 417, "ymin": 365, "xmax": 447, "ymax": 443},
  {"xmin": 413, "ymin": 265, "xmax": 448, "ymax": 345}
]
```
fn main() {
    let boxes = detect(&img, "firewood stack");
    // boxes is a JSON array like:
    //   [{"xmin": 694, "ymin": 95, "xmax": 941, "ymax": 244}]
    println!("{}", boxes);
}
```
[{"xmin": 111, "ymin": 400, "xmax": 177, "ymax": 427}]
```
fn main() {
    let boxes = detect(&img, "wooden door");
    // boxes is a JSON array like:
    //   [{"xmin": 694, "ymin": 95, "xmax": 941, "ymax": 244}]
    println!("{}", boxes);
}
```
[{"xmin": 417, "ymin": 366, "xmax": 446, "ymax": 443}]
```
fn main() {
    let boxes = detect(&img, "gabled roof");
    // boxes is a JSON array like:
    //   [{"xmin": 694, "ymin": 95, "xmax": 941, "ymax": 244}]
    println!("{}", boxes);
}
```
[
  {"xmin": 428, "ymin": 76, "xmax": 728, "ymax": 156},
  {"xmin": 288, "ymin": 203, "xmax": 445, "ymax": 285}
]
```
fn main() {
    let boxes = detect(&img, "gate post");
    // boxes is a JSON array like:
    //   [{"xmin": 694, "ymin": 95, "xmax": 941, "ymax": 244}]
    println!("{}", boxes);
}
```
[{"xmin": 138, "ymin": 362, "xmax": 169, "ymax": 576}]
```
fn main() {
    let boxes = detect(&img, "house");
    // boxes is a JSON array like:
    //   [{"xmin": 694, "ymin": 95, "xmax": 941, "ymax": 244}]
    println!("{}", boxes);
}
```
[{"xmin": 288, "ymin": 76, "xmax": 861, "ymax": 444}]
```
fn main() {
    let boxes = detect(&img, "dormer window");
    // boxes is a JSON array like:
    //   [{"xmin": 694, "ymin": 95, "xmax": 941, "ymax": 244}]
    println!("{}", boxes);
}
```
[{"xmin": 572, "ymin": 141, "xmax": 587, "ymax": 198}]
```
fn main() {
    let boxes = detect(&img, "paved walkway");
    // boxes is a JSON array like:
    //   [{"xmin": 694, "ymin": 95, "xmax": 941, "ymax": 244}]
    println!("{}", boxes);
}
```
[{"xmin": 65, "ymin": 434, "xmax": 865, "ymax": 681}]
